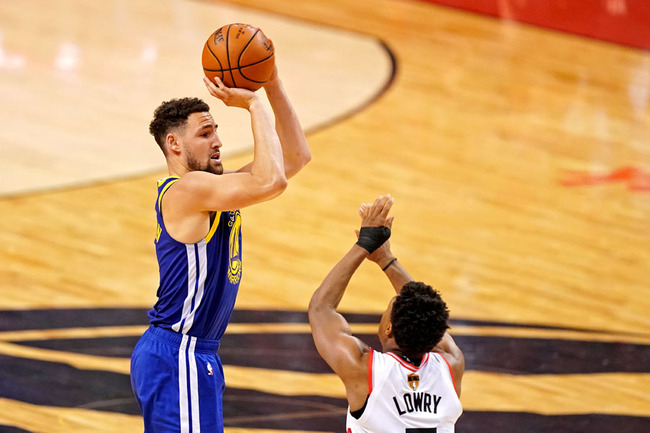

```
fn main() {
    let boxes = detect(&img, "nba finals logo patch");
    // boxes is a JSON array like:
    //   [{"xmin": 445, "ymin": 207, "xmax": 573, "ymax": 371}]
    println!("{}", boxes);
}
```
[{"xmin": 407, "ymin": 373, "xmax": 419, "ymax": 391}]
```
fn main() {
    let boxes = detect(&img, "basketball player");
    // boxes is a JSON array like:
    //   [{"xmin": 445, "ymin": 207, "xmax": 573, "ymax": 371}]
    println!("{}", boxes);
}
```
[
  {"xmin": 309, "ymin": 195, "xmax": 464, "ymax": 432},
  {"xmin": 130, "ymin": 69, "xmax": 310, "ymax": 433}
]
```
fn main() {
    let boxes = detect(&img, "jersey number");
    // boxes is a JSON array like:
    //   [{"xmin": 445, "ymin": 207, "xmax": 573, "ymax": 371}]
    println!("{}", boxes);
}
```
[{"xmin": 406, "ymin": 429, "xmax": 437, "ymax": 432}]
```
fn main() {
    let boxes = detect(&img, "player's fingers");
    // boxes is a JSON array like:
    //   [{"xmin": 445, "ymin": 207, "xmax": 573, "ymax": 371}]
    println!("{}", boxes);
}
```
[
  {"xmin": 379, "ymin": 196, "xmax": 394, "ymax": 218},
  {"xmin": 212, "ymin": 77, "xmax": 231, "ymax": 95},
  {"xmin": 366, "ymin": 195, "xmax": 383, "ymax": 217},
  {"xmin": 369, "ymin": 194, "xmax": 391, "ymax": 218},
  {"xmin": 213, "ymin": 89, "xmax": 234, "ymax": 105},
  {"xmin": 386, "ymin": 216, "xmax": 394, "ymax": 229},
  {"xmin": 203, "ymin": 77, "xmax": 219, "ymax": 95},
  {"xmin": 358, "ymin": 206, "xmax": 365, "ymax": 218}
]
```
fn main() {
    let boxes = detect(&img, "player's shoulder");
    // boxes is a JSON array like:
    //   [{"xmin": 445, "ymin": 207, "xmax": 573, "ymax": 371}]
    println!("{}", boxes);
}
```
[
  {"xmin": 157, "ymin": 173, "xmax": 214, "ymax": 214},
  {"xmin": 166, "ymin": 172, "xmax": 216, "ymax": 195},
  {"xmin": 177, "ymin": 171, "xmax": 213, "ymax": 183}
]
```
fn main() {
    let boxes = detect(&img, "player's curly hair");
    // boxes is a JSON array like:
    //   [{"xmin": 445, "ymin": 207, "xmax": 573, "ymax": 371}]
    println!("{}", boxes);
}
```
[
  {"xmin": 391, "ymin": 281, "xmax": 450, "ymax": 359},
  {"xmin": 149, "ymin": 97, "xmax": 210, "ymax": 153}
]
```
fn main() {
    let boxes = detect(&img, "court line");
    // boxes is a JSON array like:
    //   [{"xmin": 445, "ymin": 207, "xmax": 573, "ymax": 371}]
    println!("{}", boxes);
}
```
[
  {"xmin": 0, "ymin": 339, "xmax": 648, "ymax": 416},
  {"xmin": 2, "ymin": 323, "xmax": 650, "ymax": 345}
]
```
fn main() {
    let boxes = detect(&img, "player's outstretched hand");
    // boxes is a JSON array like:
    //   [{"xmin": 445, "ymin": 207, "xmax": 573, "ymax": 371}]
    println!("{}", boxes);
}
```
[
  {"xmin": 357, "ymin": 195, "xmax": 395, "ymax": 263},
  {"xmin": 203, "ymin": 76, "xmax": 258, "ymax": 109},
  {"xmin": 359, "ymin": 194, "xmax": 393, "ymax": 228}
]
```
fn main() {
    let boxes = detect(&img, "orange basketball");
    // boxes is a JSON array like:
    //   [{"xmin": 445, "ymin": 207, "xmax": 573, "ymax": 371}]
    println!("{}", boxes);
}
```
[{"xmin": 202, "ymin": 23, "xmax": 275, "ymax": 91}]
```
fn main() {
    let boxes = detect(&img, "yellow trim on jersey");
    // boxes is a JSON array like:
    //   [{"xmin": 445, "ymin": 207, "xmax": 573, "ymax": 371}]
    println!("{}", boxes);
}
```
[
  {"xmin": 205, "ymin": 211, "xmax": 222, "ymax": 243},
  {"xmin": 156, "ymin": 175, "xmax": 180, "ymax": 187},
  {"xmin": 157, "ymin": 176, "xmax": 180, "ymax": 213}
]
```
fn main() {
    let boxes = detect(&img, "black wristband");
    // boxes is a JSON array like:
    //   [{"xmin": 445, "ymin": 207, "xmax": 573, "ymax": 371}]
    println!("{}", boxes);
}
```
[
  {"xmin": 382, "ymin": 258, "xmax": 397, "ymax": 271},
  {"xmin": 356, "ymin": 226, "xmax": 391, "ymax": 254}
]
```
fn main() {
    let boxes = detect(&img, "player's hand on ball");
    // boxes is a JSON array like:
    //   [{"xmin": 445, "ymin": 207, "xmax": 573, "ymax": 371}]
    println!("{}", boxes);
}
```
[
  {"xmin": 203, "ymin": 76, "xmax": 258, "ymax": 109},
  {"xmin": 263, "ymin": 64, "xmax": 279, "ymax": 88}
]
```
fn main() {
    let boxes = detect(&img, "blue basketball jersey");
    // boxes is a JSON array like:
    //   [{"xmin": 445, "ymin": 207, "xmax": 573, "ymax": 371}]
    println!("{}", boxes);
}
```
[{"xmin": 148, "ymin": 176, "xmax": 242, "ymax": 340}]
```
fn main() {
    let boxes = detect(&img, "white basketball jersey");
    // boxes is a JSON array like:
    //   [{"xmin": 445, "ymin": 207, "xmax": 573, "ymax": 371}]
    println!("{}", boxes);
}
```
[{"xmin": 346, "ymin": 350, "xmax": 462, "ymax": 433}]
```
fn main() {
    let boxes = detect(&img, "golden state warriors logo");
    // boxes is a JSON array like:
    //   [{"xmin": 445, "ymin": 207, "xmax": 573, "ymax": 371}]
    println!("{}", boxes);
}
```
[{"xmin": 228, "ymin": 210, "xmax": 242, "ymax": 284}]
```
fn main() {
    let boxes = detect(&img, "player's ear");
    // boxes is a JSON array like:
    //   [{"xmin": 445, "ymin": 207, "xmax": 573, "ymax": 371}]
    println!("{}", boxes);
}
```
[
  {"xmin": 385, "ymin": 322, "xmax": 393, "ymax": 338},
  {"xmin": 166, "ymin": 134, "xmax": 181, "ymax": 154}
]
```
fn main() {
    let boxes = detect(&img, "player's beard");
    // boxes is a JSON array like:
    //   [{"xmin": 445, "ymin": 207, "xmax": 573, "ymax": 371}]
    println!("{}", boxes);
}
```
[{"xmin": 186, "ymin": 151, "xmax": 223, "ymax": 175}]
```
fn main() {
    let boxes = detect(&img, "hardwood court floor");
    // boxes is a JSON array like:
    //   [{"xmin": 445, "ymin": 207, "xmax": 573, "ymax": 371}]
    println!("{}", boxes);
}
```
[{"xmin": 0, "ymin": 0, "xmax": 649, "ymax": 432}]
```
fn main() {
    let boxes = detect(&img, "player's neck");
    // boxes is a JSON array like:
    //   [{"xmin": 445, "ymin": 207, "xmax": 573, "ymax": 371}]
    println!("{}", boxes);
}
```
[
  {"xmin": 167, "ymin": 159, "xmax": 190, "ymax": 178},
  {"xmin": 389, "ymin": 348, "xmax": 423, "ymax": 367}
]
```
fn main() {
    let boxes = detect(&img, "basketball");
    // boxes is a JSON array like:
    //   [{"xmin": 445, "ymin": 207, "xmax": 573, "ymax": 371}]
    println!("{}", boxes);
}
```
[{"xmin": 202, "ymin": 23, "xmax": 275, "ymax": 91}]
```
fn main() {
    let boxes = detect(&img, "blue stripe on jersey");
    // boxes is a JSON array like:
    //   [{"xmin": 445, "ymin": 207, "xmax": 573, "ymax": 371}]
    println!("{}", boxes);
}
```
[{"xmin": 148, "ymin": 176, "xmax": 242, "ymax": 340}]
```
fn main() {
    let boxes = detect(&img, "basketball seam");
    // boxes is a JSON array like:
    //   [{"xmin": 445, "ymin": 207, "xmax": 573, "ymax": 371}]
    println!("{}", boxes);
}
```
[
  {"xmin": 204, "ymin": 55, "xmax": 274, "ymax": 78},
  {"xmin": 206, "ymin": 37, "xmax": 223, "ymax": 77},
  {"xmin": 239, "ymin": 55, "xmax": 274, "ymax": 83},
  {"xmin": 236, "ymin": 29, "xmax": 264, "ymax": 84},
  {"xmin": 225, "ymin": 24, "xmax": 236, "ymax": 87},
  {"xmin": 238, "ymin": 28, "xmax": 260, "ymax": 70}
]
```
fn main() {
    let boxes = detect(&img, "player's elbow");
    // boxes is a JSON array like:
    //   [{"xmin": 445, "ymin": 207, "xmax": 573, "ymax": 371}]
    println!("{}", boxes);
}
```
[
  {"xmin": 257, "ymin": 173, "xmax": 287, "ymax": 201},
  {"xmin": 269, "ymin": 174, "xmax": 288, "ymax": 195},
  {"xmin": 307, "ymin": 290, "xmax": 333, "ymax": 322},
  {"xmin": 285, "ymin": 149, "xmax": 311, "ymax": 179},
  {"xmin": 299, "ymin": 148, "xmax": 312, "ymax": 168},
  {"xmin": 307, "ymin": 293, "xmax": 324, "ymax": 320},
  {"xmin": 296, "ymin": 151, "xmax": 312, "ymax": 174}
]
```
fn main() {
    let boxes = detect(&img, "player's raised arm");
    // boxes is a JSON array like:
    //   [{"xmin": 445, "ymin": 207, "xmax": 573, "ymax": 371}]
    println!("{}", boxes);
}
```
[
  {"xmin": 194, "ymin": 76, "xmax": 287, "ymax": 207},
  {"xmin": 309, "ymin": 245, "xmax": 370, "ymax": 376},
  {"xmin": 263, "ymin": 66, "xmax": 311, "ymax": 179},
  {"xmin": 308, "ymin": 196, "xmax": 393, "ymax": 379},
  {"xmin": 224, "ymin": 65, "xmax": 312, "ymax": 179}
]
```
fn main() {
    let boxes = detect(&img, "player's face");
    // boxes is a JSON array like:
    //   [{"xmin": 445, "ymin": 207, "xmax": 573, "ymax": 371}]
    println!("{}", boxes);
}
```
[{"xmin": 182, "ymin": 112, "xmax": 223, "ymax": 175}]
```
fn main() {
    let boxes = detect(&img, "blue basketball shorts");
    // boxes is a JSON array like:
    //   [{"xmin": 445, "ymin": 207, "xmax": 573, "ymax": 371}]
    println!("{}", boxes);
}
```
[{"xmin": 130, "ymin": 325, "xmax": 224, "ymax": 433}]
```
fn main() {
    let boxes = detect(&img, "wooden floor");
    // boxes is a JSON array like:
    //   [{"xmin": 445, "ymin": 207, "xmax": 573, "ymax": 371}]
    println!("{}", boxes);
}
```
[{"xmin": 1, "ymin": 0, "xmax": 649, "ymax": 432}]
